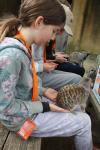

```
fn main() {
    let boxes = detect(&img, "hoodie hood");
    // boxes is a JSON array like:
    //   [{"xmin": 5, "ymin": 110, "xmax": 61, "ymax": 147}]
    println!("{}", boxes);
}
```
[{"xmin": 0, "ymin": 37, "xmax": 29, "ymax": 55}]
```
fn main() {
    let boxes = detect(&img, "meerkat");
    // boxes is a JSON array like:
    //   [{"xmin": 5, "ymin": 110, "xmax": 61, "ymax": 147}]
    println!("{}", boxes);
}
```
[{"xmin": 57, "ymin": 77, "xmax": 91, "ymax": 112}]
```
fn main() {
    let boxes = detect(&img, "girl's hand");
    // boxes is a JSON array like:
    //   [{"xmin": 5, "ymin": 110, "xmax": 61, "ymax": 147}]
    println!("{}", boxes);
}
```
[
  {"xmin": 49, "ymin": 103, "xmax": 69, "ymax": 112},
  {"xmin": 44, "ymin": 88, "xmax": 58, "ymax": 102},
  {"xmin": 43, "ymin": 62, "xmax": 58, "ymax": 72}
]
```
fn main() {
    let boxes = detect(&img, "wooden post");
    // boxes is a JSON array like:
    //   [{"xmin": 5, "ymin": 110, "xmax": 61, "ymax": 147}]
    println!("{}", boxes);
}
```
[
  {"xmin": 80, "ymin": 0, "xmax": 100, "ymax": 53},
  {"xmin": 69, "ymin": 0, "xmax": 100, "ymax": 54},
  {"xmin": 71, "ymin": 0, "xmax": 87, "ymax": 50}
]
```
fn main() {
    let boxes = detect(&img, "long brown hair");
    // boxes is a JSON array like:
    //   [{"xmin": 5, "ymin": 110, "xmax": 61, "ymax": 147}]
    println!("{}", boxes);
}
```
[{"xmin": 0, "ymin": 0, "xmax": 66, "ymax": 42}]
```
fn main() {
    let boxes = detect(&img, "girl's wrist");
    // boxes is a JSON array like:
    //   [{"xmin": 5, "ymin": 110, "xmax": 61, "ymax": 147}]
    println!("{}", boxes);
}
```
[{"xmin": 42, "ymin": 102, "xmax": 50, "ymax": 112}]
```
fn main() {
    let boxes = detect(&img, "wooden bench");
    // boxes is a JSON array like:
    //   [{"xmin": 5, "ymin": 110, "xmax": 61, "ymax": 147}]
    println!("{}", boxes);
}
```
[
  {"xmin": 41, "ymin": 137, "xmax": 75, "ymax": 150},
  {"xmin": 0, "ymin": 124, "xmax": 41, "ymax": 150},
  {"xmin": 0, "ymin": 123, "xmax": 75, "ymax": 150}
]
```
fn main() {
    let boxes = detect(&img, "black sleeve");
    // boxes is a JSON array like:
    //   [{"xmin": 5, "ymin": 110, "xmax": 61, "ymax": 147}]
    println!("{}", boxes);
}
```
[{"xmin": 46, "ymin": 40, "xmax": 56, "ymax": 60}]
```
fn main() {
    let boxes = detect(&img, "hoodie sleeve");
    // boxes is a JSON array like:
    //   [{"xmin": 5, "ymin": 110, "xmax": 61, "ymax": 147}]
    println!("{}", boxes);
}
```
[{"xmin": 0, "ymin": 54, "xmax": 43, "ymax": 125}]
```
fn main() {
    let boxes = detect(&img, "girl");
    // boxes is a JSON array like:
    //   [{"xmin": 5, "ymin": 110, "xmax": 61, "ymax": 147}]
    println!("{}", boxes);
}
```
[{"xmin": 0, "ymin": 0, "xmax": 92, "ymax": 149}]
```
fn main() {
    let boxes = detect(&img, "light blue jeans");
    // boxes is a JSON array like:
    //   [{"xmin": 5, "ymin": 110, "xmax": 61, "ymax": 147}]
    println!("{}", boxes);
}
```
[
  {"xmin": 32, "ymin": 98, "xmax": 93, "ymax": 150},
  {"xmin": 42, "ymin": 70, "xmax": 82, "ymax": 90}
]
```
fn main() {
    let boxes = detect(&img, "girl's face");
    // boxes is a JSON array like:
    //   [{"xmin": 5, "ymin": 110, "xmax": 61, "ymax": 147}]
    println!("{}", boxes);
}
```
[
  {"xmin": 32, "ymin": 16, "xmax": 64, "ymax": 46},
  {"xmin": 37, "ymin": 25, "xmax": 62, "ymax": 45}
]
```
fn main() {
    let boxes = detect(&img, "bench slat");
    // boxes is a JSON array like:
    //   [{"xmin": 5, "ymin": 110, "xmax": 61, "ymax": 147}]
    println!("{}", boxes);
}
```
[
  {"xmin": 0, "ymin": 124, "xmax": 9, "ymax": 150},
  {"xmin": 2, "ymin": 132, "xmax": 41, "ymax": 150}
]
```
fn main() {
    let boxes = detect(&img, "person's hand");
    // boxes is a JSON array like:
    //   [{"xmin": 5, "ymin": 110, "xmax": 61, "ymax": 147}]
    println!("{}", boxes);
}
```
[
  {"xmin": 43, "ymin": 62, "xmax": 58, "ymax": 72},
  {"xmin": 55, "ymin": 52, "xmax": 69, "ymax": 58},
  {"xmin": 49, "ymin": 103, "xmax": 69, "ymax": 112},
  {"xmin": 46, "ymin": 60, "xmax": 56, "ymax": 63},
  {"xmin": 44, "ymin": 88, "xmax": 58, "ymax": 101},
  {"xmin": 55, "ymin": 52, "xmax": 69, "ymax": 63},
  {"xmin": 55, "ymin": 52, "xmax": 65, "ymax": 55}
]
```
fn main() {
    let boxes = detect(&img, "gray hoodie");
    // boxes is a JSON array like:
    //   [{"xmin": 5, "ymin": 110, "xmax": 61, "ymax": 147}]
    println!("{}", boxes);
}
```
[{"xmin": 0, "ymin": 37, "xmax": 43, "ymax": 131}]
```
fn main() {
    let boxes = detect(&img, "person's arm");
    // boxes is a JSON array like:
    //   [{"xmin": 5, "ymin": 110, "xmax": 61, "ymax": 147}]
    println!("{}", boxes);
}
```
[
  {"xmin": 35, "ymin": 61, "xmax": 43, "ymax": 73},
  {"xmin": 32, "ymin": 44, "xmax": 43, "ymax": 73},
  {"xmin": 0, "ymin": 52, "xmax": 66, "ymax": 123},
  {"xmin": 55, "ymin": 31, "xmax": 69, "ymax": 52},
  {"xmin": 0, "ymin": 55, "xmax": 49, "ymax": 125},
  {"xmin": 46, "ymin": 40, "xmax": 56, "ymax": 60},
  {"xmin": 43, "ymin": 62, "xmax": 58, "ymax": 72},
  {"xmin": 43, "ymin": 88, "xmax": 58, "ymax": 102},
  {"xmin": 55, "ymin": 52, "xmax": 69, "ymax": 63}
]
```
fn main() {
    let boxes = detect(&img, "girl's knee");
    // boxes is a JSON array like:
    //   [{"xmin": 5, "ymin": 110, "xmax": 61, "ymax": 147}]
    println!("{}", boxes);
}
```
[
  {"xmin": 81, "ymin": 113, "xmax": 91, "ymax": 129},
  {"xmin": 72, "ymin": 74, "xmax": 82, "ymax": 84}
]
